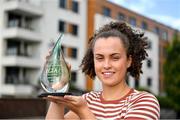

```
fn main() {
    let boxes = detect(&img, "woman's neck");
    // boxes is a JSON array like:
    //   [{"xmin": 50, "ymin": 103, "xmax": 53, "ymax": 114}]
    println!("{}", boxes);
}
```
[{"xmin": 102, "ymin": 82, "xmax": 131, "ymax": 101}]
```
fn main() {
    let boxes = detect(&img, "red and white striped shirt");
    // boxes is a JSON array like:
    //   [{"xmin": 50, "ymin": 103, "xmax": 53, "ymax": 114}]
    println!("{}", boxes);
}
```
[{"xmin": 83, "ymin": 89, "xmax": 160, "ymax": 120}]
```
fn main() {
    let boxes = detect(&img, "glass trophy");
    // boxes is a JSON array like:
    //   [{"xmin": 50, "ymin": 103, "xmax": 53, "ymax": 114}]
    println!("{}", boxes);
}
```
[{"xmin": 38, "ymin": 34, "xmax": 72, "ymax": 97}]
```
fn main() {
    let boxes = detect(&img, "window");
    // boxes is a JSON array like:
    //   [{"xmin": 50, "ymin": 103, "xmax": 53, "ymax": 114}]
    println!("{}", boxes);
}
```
[
  {"xmin": 153, "ymin": 27, "xmax": 160, "ymax": 35},
  {"xmin": 129, "ymin": 17, "xmax": 136, "ymax": 26},
  {"xmin": 147, "ymin": 77, "xmax": 152, "ymax": 87},
  {"xmin": 72, "ymin": 0, "xmax": 79, "ymax": 13},
  {"xmin": 71, "ymin": 48, "xmax": 77, "ymax": 59},
  {"xmin": 162, "ymin": 30, "xmax": 168, "ymax": 40},
  {"xmin": 7, "ymin": 12, "xmax": 34, "ymax": 30},
  {"xmin": 117, "ymin": 13, "xmax": 126, "ymax": 21},
  {"xmin": 147, "ymin": 59, "xmax": 152, "ymax": 68},
  {"xmin": 67, "ymin": 47, "xmax": 78, "ymax": 59},
  {"xmin": 6, "ymin": 40, "xmax": 20, "ymax": 55},
  {"xmin": 71, "ymin": 24, "xmax": 78, "ymax": 36},
  {"xmin": 135, "ymin": 79, "xmax": 139, "ymax": 88},
  {"xmin": 24, "ymin": 17, "xmax": 33, "ymax": 30},
  {"xmin": 103, "ymin": 7, "xmax": 111, "ymax": 17},
  {"xmin": 59, "ymin": 0, "xmax": 66, "ymax": 9},
  {"xmin": 5, "ymin": 67, "xmax": 19, "ymax": 84},
  {"xmin": 7, "ymin": 13, "xmax": 21, "ymax": 28},
  {"xmin": 59, "ymin": 20, "xmax": 66, "ymax": 33},
  {"xmin": 141, "ymin": 21, "xmax": 148, "ymax": 30},
  {"xmin": 71, "ymin": 71, "xmax": 77, "ymax": 82}
]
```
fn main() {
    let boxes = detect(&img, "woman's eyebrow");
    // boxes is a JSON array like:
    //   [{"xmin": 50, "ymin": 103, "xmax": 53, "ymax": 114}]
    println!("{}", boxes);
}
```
[
  {"xmin": 94, "ymin": 54, "xmax": 103, "ymax": 56},
  {"xmin": 110, "ymin": 53, "xmax": 121, "ymax": 56}
]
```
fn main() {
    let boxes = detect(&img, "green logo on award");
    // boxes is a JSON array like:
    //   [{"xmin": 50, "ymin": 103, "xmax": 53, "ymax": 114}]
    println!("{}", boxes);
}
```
[{"xmin": 47, "ymin": 62, "xmax": 62, "ymax": 83}]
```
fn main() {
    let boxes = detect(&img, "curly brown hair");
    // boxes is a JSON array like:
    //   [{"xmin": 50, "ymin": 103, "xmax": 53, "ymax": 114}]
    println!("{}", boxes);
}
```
[{"xmin": 80, "ymin": 21, "xmax": 148, "ymax": 80}]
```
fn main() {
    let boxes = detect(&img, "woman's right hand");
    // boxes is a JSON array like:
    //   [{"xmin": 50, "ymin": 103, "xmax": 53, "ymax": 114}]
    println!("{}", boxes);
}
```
[{"xmin": 44, "ymin": 95, "xmax": 96, "ymax": 119}]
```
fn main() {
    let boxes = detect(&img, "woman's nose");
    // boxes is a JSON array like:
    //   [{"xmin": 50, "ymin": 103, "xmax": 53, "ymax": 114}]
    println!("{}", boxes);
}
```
[{"xmin": 103, "ymin": 60, "xmax": 111, "ymax": 69}]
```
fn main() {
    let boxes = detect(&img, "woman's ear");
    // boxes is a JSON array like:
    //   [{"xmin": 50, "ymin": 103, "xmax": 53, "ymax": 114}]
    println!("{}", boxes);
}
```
[{"xmin": 127, "ymin": 55, "xmax": 132, "ymax": 68}]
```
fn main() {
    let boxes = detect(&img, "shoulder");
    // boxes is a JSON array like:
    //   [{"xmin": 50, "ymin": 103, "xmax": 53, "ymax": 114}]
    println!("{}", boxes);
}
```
[
  {"xmin": 125, "ymin": 89, "xmax": 160, "ymax": 119},
  {"xmin": 130, "ymin": 89, "xmax": 160, "ymax": 110},
  {"xmin": 131, "ymin": 89, "xmax": 159, "ymax": 106},
  {"xmin": 82, "ymin": 91, "xmax": 101, "ymax": 100}
]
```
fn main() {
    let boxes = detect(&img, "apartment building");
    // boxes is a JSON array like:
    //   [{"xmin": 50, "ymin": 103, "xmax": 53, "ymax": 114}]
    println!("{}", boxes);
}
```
[
  {"xmin": 0, "ymin": 0, "xmax": 87, "ymax": 97},
  {"xmin": 86, "ymin": 0, "xmax": 176, "ymax": 95},
  {"xmin": 0, "ymin": 0, "xmax": 177, "ymax": 97},
  {"xmin": 0, "ymin": 0, "xmax": 43, "ymax": 97}
]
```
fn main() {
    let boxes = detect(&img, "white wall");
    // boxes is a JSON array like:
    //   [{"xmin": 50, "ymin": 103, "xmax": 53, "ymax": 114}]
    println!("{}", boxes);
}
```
[{"xmin": 40, "ymin": 0, "xmax": 87, "ymax": 90}]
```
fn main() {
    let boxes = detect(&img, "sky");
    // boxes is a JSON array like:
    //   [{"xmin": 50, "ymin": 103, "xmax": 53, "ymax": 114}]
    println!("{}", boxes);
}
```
[{"xmin": 108, "ymin": 0, "xmax": 180, "ymax": 30}]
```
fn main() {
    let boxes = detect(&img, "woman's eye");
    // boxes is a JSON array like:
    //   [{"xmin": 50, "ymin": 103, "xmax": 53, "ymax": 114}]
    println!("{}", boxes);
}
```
[
  {"xmin": 96, "ymin": 57, "xmax": 103, "ymax": 60},
  {"xmin": 112, "ymin": 57, "xmax": 120, "ymax": 60}
]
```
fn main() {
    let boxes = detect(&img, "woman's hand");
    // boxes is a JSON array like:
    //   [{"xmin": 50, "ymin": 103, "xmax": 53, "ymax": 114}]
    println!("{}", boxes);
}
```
[
  {"xmin": 46, "ymin": 95, "xmax": 87, "ymax": 113},
  {"xmin": 45, "ymin": 95, "xmax": 96, "ymax": 119}
]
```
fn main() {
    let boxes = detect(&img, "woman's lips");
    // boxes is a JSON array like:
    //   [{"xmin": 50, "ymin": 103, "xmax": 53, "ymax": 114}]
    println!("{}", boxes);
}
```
[{"xmin": 102, "ymin": 71, "xmax": 115, "ymax": 78}]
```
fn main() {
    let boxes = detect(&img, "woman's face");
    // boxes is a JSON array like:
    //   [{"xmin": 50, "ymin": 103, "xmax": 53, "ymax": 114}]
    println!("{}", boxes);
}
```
[{"xmin": 93, "ymin": 37, "xmax": 131, "ymax": 87}]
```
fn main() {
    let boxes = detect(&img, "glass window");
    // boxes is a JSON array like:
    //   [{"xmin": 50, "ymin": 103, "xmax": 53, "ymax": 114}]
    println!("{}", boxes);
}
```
[
  {"xmin": 147, "ymin": 59, "xmax": 152, "ymax": 68},
  {"xmin": 135, "ymin": 79, "xmax": 139, "ymax": 88},
  {"xmin": 5, "ymin": 67, "xmax": 19, "ymax": 84},
  {"xmin": 6, "ymin": 40, "xmax": 20, "ymax": 56},
  {"xmin": 103, "ymin": 7, "xmax": 111, "ymax": 17},
  {"xmin": 129, "ymin": 17, "xmax": 136, "ymax": 26},
  {"xmin": 141, "ymin": 21, "xmax": 148, "ymax": 30},
  {"xmin": 153, "ymin": 27, "xmax": 160, "ymax": 35},
  {"xmin": 162, "ymin": 30, "xmax": 168, "ymax": 40},
  {"xmin": 71, "ymin": 24, "xmax": 78, "ymax": 36},
  {"xmin": 117, "ymin": 13, "xmax": 126, "ymax": 21},
  {"xmin": 7, "ymin": 13, "xmax": 21, "ymax": 28},
  {"xmin": 71, "ymin": 48, "xmax": 77, "ymax": 59},
  {"xmin": 59, "ymin": 20, "xmax": 66, "ymax": 33},
  {"xmin": 147, "ymin": 77, "xmax": 152, "ymax": 87},
  {"xmin": 72, "ymin": 1, "xmax": 79, "ymax": 13},
  {"xmin": 71, "ymin": 71, "xmax": 77, "ymax": 82},
  {"xmin": 59, "ymin": 0, "xmax": 66, "ymax": 9}
]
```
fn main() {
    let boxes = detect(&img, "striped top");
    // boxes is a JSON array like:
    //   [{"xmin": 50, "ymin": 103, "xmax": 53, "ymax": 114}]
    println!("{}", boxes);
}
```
[{"xmin": 82, "ymin": 89, "xmax": 160, "ymax": 120}]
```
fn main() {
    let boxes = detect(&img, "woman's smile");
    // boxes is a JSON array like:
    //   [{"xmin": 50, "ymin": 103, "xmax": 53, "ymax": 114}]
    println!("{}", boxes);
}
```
[{"xmin": 102, "ymin": 71, "xmax": 115, "ymax": 78}]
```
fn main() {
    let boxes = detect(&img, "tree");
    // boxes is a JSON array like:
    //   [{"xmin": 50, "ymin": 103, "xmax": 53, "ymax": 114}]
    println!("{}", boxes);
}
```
[{"xmin": 164, "ymin": 30, "xmax": 180, "ymax": 117}]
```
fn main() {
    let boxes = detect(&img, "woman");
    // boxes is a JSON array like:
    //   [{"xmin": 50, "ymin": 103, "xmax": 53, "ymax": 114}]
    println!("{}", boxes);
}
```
[{"xmin": 45, "ymin": 21, "xmax": 160, "ymax": 119}]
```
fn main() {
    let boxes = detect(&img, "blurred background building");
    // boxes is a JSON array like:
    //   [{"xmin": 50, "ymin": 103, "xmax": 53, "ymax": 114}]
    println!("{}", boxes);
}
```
[
  {"xmin": 0, "ymin": 0, "xmax": 179, "ymax": 118},
  {"xmin": 0, "ymin": 0, "xmax": 177, "ymax": 98}
]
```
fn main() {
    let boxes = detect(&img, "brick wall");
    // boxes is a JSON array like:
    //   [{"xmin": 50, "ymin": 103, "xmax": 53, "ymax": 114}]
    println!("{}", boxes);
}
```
[{"xmin": 0, "ymin": 98, "xmax": 47, "ymax": 119}]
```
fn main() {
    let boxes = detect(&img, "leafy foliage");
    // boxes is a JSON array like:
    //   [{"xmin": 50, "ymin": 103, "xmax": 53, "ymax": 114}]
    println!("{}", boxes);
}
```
[{"xmin": 164, "ymin": 31, "xmax": 180, "ymax": 111}]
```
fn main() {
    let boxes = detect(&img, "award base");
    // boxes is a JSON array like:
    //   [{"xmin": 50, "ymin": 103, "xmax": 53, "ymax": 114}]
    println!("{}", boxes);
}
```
[{"xmin": 38, "ymin": 92, "xmax": 72, "ymax": 97}]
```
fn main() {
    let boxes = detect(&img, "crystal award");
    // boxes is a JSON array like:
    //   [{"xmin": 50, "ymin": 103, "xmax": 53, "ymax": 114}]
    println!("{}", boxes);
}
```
[{"xmin": 38, "ymin": 34, "xmax": 72, "ymax": 97}]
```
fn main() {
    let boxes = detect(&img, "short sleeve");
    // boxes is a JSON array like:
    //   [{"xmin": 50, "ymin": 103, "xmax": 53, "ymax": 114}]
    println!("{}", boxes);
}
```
[{"xmin": 124, "ymin": 92, "xmax": 160, "ymax": 120}]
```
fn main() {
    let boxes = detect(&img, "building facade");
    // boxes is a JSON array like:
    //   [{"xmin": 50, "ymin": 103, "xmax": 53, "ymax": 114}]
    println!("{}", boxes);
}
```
[
  {"xmin": 86, "ymin": 0, "xmax": 176, "ymax": 95},
  {"xmin": 0, "ymin": 0, "xmax": 177, "ymax": 97},
  {"xmin": 0, "ymin": 0, "xmax": 87, "ymax": 97}
]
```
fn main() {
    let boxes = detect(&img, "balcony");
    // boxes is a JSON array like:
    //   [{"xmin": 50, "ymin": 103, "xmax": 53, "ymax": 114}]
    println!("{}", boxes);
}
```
[
  {"xmin": 3, "ymin": 0, "xmax": 42, "ymax": 17},
  {"xmin": 1, "ymin": 84, "xmax": 34, "ymax": 96},
  {"xmin": 1, "ymin": 56, "xmax": 41, "ymax": 68},
  {"xmin": 2, "ymin": 27, "xmax": 42, "ymax": 42}
]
